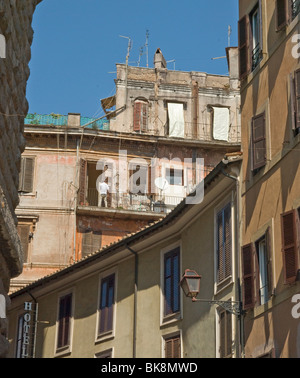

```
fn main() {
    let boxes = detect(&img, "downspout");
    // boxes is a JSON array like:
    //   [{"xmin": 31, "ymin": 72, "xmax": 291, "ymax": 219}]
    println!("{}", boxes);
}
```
[
  {"xmin": 220, "ymin": 164, "xmax": 245, "ymax": 359},
  {"xmin": 125, "ymin": 244, "xmax": 138, "ymax": 358}
]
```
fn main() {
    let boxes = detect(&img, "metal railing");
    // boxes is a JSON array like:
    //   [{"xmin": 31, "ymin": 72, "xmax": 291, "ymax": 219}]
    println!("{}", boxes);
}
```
[
  {"xmin": 84, "ymin": 188, "xmax": 185, "ymax": 214},
  {"xmin": 252, "ymin": 44, "xmax": 262, "ymax": 71},
  {"xmin": 292, "ymin": 0, "xmax": 300, "ymax": 20}
]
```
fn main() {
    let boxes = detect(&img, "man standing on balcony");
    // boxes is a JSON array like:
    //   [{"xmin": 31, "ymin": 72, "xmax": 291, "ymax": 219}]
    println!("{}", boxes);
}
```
[{"xmin": 98, "ymin": 180, "xmax": 109, "ymax": 207}]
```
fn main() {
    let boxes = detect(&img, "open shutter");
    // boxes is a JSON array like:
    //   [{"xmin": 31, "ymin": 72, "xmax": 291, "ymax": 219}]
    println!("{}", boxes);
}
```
[
  {"xmin": 242, "ymin": 244, "xmax": 255, "ymax": 310},
  {"xmin": 79, "ymin": 159, "xmax": 87, "ymax": 205},
  {"xmin": 276, "ymin": 0, "xmax": 288, "ymax": 30},
  {"xmin": 19, "ymin": 157, "xmax": 34, "ymax": 193},
  {"xmin": 294, "ymin": 69, "xmax": 300, "ymax": 130},
  {"xmin": 281, "ymin": 210, "xmax": 298, "ymax": 284},
  {"xmin": 251, "ymin": 112, "xmax": 266, "ymax": 171},
  {"xmin": 17, "ymin": 224, "xmax": 30, "ymax": 263},
  {"xmin": 133, "ymin": 102, "xmax": 142, "ymax": 131},
  {"xmin": 265, "ymin": 227, "xmax": 273, "ymax": 298},
  {"xmin": 238, "ymin": 15, "xmax": 249, "ymax": 79}
]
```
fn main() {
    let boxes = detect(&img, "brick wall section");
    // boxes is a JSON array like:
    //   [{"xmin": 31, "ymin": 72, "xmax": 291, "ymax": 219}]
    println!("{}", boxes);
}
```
[{"xmin": 0, "ymin": 0, "xmax": 41, "ymax": 357}]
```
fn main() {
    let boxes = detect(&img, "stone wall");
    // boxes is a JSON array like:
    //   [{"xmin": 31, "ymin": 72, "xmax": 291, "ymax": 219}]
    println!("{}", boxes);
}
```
[{"xmin": 0, "ymin": 0, "xmax": 41, "ymax": 357}]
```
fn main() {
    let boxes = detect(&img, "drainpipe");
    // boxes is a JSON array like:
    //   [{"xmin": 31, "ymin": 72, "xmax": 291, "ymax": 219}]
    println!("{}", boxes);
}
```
[
  {"xmin": 125, "ymin": 244, "xmax": 138, "ymax": 358},
  {"xmin": 220, "ymin": 163, "xmax": 245, "ymax": 359}
]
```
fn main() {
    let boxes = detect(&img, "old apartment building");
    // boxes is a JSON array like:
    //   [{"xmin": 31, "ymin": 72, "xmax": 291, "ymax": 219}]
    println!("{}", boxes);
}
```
[
  {"xmin": 238, "ymin": 0, "xmax": 300, "ymax": 358},
  {"xmin": 11, "ymin": 48, "xmax": 241, "ymax": 292},
  {"xmin": 0, "ymin": 0, "xmax": 41, "ymax": 358}
]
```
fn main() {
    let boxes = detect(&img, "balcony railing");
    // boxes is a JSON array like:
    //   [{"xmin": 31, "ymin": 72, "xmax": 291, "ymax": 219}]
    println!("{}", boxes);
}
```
[
  {"xmin": 83, "ymin": 188, "xmax": 185, "ymax": 214},
  {"xmin": 292, "ymin": 0, "xmax": 300, "ymax": 20},
  {"xmin": 252, "ymin": 44, "xmax": 262, "ymax": 71}
]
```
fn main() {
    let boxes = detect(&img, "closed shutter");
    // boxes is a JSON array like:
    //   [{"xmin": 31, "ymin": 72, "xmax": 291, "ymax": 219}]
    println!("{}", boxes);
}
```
[
  {"xmin": 242, "ymin": 244, "xmax": 255, "ymax": 310},
  {"xmin": 290, "ymin": 73, "xmax": 296, "ymax": 130},
  {"xmin": 165, "ymin": 335, "xmax": 181, "ymax": 358},
  {"xmin": 281, "ymin": 211, "xmax": 299, "ymax": 284},
  {"xmin": 276, "ymin": 0, "xmax": 288, "ymax": 30},
  {"xmin": 17, "ymin": 224, "xmax": 30, "ymax": 263},
  {"xmin": 164, "ymin": 248, "xmax": 180, "ymax": 316},
  {"xmin": 294, "ymin": 69, "xmax": 300, "ymax": 129},
  {"xmin": 19, "ymin": 157, "xmax": 34, "ymax": 193},
  {"xmin": 219, "ymin": 310, "xmax": 232, "ymax": 358},
  {"xmin": 238, "ymin": 15, "xmax": 249, "ymax": 79},
  {"xmin": 251, "ymin": 112, "xmax": 266, "ymax": 170},
  {"xmin": 78, "ymin": 159, "xmax": 87, "ymax": 205},
  {"xmin": 141, "ymin": 103, "xmax": 148, "ymax": 132},
  {"xmin": 82, "ymin": 230, "xmax": 102, "ymax": 257},
  {"xmin": 133, "ymin": 102, "xmax": 142, "ymax": 131}
]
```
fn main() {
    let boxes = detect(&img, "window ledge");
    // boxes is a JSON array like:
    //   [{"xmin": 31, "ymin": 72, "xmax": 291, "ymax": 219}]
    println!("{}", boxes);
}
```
[
  {"xmin": 160, "ymin": 312, "xmax": 182, "ymax": 328},
  {"xmin": 54, "ymin": 345, "xmax": 71, "ymax": 358},
  {"xmin": 95, "ymin": 332, "xmax": 114, "ymax": 344},
  {"xmin": 215, "ymin": 276, "xmax": 233, "ymax": 295}
]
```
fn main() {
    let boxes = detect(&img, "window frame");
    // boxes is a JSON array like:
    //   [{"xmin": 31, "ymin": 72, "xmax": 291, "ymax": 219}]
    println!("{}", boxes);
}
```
[
  {"xmin": 163, "ymin": 332, "xmax": 182, "ymax": 358},
  {"xmin": 96, "ymin": 269, "xmax": 117, "ymax": 342},
  {"xmin": 55, "ymin": 289, "xmax": 74, "ymax": 357},
  {"xmin": 133, "ymin": 99, "xmax": 149, "ymax": 132},
  {"xmin": 160, "ymin": 242, "xmax": 182, "ymax": 325},
  {"xmin": 215, "ymin": 200, "xmax": 233, "ymax": 291}
]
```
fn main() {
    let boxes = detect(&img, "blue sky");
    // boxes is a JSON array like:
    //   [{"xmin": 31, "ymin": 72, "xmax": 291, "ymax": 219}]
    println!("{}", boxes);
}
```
[{"xmin": 27, "ymin": 0, "xmax": 239, "ymax": 119}]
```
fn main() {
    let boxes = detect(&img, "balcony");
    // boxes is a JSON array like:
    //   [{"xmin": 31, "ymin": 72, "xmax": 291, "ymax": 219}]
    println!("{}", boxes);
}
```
[{"xmin": 77, "ymin": 188, "xmax": 185, "ymax": 217}]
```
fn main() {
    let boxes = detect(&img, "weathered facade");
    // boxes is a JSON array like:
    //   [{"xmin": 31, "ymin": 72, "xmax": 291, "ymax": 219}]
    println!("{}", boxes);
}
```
[
  {"xmin": 0, "ymin": 0, "xmax": 41, "ymax": 357},
  {"xmin": 238, "ymin": 0, "xmax": 300, "ymax": 358},
  {"xmin": 7, "ymin": 157, "xmax": 243, "ymax": 358},
  {"xmin": 11, "ymin": 49, "xmax": 241, "ymax": 292}
]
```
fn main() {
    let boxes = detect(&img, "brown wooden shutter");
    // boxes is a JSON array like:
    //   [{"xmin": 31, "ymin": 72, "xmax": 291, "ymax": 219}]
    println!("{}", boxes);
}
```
[
  {"xmin": 217, "ymin": 211, "xmax": 224, "ymax": 282},
  {"xmin": 82, "ymin": 230, "xmax": 92, "ymax": 257},
  {"xmin": 133, "ymin": 102, "xmax": 142, "ymax": 131},
  {"xmin": 294, "ymin": 69, "xmax": 300, "ymax": 129},
  {"xmin": 79, "ymin": 159, "xmax": 87, "ymax": 205},
  {"xmin": 57, "ymin": 293, "xmax": 72, "ymax": 349},
  {"xmin": 141, "ymin": 103, "xmax": 148, "ymax": 132},
  {"xmin": 290, "ymin": 73, "xmax": 296, "ymax": 130},
  {"xmin": 238, "ymin": 15, "xmax": 249, "ymax": 79},
  {"xmin": 276, "ymin": 0, "xmax": 288, "ymax": 30},
  {"xmin": 281, "ymin": 210, "xmax": 299, "ymax": 284},
  {"xmin": 92, "ymin": 231, "xmax": 102, "ymax": 252},
  {"xmin": 165, "ymin": 336, "xmax": 181, "ymax": 358},
  {"xmin": 17, "ymin": 224, "xmax": 30, "ymax": 263},
  {"xmin": 251, "ymin": 112, "xmax": 266, "ymax": 171},
  {"xmin": 226, "ymin": 311, "xmax": 232, "ymax": 357},
  {"xmin": 242, "ymin": 244, "xmax": 255, "ymax": 310}
]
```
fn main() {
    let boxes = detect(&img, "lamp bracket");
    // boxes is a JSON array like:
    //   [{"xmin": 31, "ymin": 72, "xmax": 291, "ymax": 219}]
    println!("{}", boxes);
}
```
[{"xmin": 193, "ymin": 299, "xmax": 243, "ymax": 316}]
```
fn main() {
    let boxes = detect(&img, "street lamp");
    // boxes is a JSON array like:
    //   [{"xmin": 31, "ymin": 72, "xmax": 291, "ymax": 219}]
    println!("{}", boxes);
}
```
[{"xmin": 180, "ymin": 269, "xmax": 243, "ymax": 316}]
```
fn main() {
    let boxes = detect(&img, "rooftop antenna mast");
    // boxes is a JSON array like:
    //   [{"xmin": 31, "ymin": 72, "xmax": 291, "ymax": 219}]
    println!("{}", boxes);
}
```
[
  {"xmin": 145, "ymin": 29, "xmax": 149, "ymax": 68},
  {"xmin": 211, "ymin": 25, "xmax": 232, "ymax": 60},
  {"xmin": 119, "ymin": 35, "xmax": 132, "ymax": 103}
]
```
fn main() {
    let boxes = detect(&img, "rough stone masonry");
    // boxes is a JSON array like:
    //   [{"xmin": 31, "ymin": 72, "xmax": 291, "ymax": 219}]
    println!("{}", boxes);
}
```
[{"xmin": 0, "ymin": 0, "xmax": 41, "ymax": 357}]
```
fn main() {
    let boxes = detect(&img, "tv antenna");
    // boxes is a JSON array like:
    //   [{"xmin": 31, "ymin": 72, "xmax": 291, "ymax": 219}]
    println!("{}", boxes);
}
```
[
  {"xmin": 119, "ymin": 35, "xmax": 132, "ymax": 66},
  {"xmin": 211, "ymin": 25, "xmax": 232, "ymax": 61},
  {"xmin": 137, "ymin": 30, "xmax": 150, "ymax": 67}
]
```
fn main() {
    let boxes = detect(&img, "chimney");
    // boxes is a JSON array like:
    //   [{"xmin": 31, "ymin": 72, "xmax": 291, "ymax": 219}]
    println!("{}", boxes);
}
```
[
  {"xmin": 226, "ymin": 47, "xmax": 239, "ymax": 90},
  {"xmin": 154, "ymin": 48, "xmax": 167, "ymax": 69},
  {"xmin": 68, "ymin": 113, "xmax": 81, "ymax": 127}
]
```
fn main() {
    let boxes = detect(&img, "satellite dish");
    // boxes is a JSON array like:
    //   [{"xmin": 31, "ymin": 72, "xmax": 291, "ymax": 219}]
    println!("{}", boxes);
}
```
[{"xmin": 155, "ymin": 177, "xmax": 169, "ymax": 191}]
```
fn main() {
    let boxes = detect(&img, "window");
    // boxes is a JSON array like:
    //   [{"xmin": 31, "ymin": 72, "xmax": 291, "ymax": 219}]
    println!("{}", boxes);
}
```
[
  {"xmin": 238, "ymin": 2, "xmax": 262, "ymax": 78},
  {"xmin": 251, "ymin": 112, "xmax": 266, "ymax": 172},
  {"xmin": 242, "ymin": 228, "xmax": 273, "ymax": 310},
  {"xmin": 290, "ymin": 69, "xmax": 300, "ymax": 135},
  {"xmin": 216, "ymin": 203, "xmax": 232, "ymax": 284},
  {"xmin": 15, "ymin": 313, "xmax": 25, "ymax": 358},
  {"xmin": 166, "ymin": 168, "xmax": 184, "ymax": 186},
  {"xmin": 82, "ymin": 230, "xmax": 102, "ymax": 258},
  {"xmin": 95, "ymin": 349, "xmax": 113, "ymax": 358},
  {"xmin": 18, "ymin": 157, "xmax": 34, "ymax": 193},
  {"xmin": 164, "ymin": 247, "xmax": 180, "ymax": 316},
  {"xmin": 276, "ymin": 0, "xmax": 300, "ymax": 30},
  {"xmin": 219, "ymin": 309, "xmax": 232, "ymax": 358},
  {"xmin": 281, "ymin": 210, "xmax": 299, "ymax": 284},
  {"xmin": 167, "ymin": 103, "xmax": 185, "ymax": 138},
  {"xmin": 57, "ymin": 293, "xmax": 73, "ymax": 350},
  {"xmin": 164, "ymin": 334, "xmax": 181, "ymax": 358},
  {"xmin": 255, "ymin": 231, "xmax": 272, "ymax": 305},
  {"xmin": 133, "ymin": 100, "xmax": 148, "ymax": 132},
  {"xmin": 98, "ymin": 274, "xmax": 115, "ymax": 336},
  {"xmin": 129, "ymin": 163, "xmax": 148, "ymax": 194}
]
